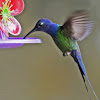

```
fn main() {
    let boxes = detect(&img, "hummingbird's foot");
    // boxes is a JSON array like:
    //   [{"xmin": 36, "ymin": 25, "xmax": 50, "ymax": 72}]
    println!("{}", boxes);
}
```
[
  {"xmin": 63, "ymin": 53, "xmax": 66, "ymax": 56},
  {"xmin": 63, "ymin": 52, "xmax": 71, "ymax": 56}
]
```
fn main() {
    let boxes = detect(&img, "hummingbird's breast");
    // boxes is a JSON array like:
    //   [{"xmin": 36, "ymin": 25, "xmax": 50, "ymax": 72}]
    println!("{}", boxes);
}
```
[{"xmin": 53, "ymin": 29, "xmax": 79, "ymax": 53}]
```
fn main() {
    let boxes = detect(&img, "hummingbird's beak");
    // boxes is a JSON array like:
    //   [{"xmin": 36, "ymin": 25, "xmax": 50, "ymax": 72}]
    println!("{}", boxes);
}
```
[{"xmin": 23, "ymin": 27, "xmax": 37, "ymax": 39}]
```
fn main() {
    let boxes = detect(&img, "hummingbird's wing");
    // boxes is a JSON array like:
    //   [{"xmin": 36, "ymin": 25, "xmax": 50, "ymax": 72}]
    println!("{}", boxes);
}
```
[{"xmin": 61, "ymin": 10, "xmax": 93, "ymax": 41}]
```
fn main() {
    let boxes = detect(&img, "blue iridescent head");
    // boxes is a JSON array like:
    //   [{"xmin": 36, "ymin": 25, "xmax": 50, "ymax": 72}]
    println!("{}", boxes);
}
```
[{"xmin": 23, "ymin": 18, "xmax": 58, "ymax": 39}]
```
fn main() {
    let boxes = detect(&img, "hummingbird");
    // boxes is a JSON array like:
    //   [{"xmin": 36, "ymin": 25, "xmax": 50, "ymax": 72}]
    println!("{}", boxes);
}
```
[{"xmin": 23, "ymin": 10, "xmax": 98, "ymax": 100}]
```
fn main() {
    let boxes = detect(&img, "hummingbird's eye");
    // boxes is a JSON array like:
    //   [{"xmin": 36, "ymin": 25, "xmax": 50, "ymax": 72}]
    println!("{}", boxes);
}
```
[{"xmin": 38, "ymin": 22, "xmax": 44, "ymax": 27}]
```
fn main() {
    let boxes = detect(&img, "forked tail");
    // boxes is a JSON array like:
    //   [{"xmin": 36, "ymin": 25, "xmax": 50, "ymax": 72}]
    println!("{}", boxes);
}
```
[{"xmin": 71, "ymin": 50, "xmax": 98, "ymax": 100}]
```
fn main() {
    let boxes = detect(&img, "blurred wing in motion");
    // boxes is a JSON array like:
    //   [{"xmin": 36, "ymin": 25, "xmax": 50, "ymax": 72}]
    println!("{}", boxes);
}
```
[{"xmin": 61, "ymin": 10, "xmax": 93, "ymax": 41}]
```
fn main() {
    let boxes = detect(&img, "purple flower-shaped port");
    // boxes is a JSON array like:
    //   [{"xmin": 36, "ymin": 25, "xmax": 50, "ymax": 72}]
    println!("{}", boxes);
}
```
[{"xmin": 0, "ymin": 30, "xmax": 42, "ymax": 49}]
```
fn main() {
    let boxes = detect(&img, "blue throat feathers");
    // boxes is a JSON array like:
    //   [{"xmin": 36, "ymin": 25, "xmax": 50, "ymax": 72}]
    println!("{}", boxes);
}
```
[{"xmin": 46, "ymin": 23, "xmax": 60, "ymax": 38}]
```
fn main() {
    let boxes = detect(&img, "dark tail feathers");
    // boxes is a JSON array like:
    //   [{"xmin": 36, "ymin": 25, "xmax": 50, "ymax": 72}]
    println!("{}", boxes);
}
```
[{"xmin": 71, "ymin": 50, "xmax": 98, "ymax": 100}]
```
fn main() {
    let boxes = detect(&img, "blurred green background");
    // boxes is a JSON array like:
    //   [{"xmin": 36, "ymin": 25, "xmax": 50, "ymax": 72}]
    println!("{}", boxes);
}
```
[{"xmin": 0, "ymin": 0, "xmax": 100, "ymax": 100}]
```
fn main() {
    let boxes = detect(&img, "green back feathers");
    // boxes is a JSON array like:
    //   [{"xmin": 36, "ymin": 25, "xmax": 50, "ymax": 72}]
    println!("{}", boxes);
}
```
[{"xmin": 54, "ymin": 26, "xmax": 79, "ymax": 52}]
